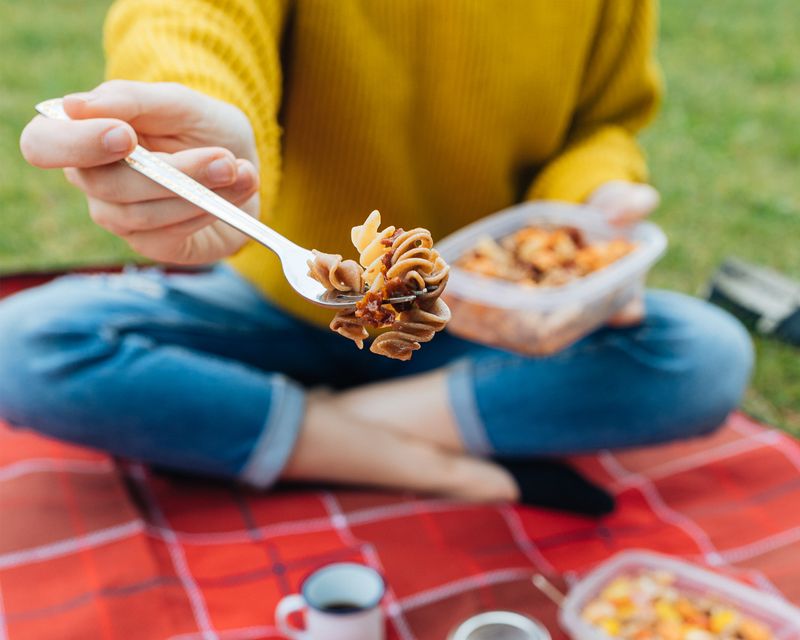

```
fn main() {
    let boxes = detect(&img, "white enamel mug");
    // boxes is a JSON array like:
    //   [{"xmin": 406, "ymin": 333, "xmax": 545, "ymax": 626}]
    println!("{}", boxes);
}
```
[{"xmin": 275, "ymin": 562, "xmax": 386, "ymax": 640}]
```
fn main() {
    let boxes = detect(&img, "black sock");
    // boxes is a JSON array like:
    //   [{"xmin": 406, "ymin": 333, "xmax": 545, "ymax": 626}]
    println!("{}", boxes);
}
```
[{"xmin": 493, "ymin": 457, "xmax": 615, "ymax": 516}]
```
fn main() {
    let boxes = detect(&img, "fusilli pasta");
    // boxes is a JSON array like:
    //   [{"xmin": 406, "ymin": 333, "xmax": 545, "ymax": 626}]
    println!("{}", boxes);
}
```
[
  {"xmin": 370, "ymin": 298, "xmax": 451, "ymax": 360},
  {"xmin": 307, "ymin": 250, "xmax": 363, "ymax": 292},
  {"xmin": 329, "ymin": 309, "xmax": 370, "ymax": 349},
  {"xmin": 307, "ymin": 210, "xmax": 451, "ymax": 360},
  {"xmin": 456, "ymin": 226, "xmax": 635, "ymax": 287}
]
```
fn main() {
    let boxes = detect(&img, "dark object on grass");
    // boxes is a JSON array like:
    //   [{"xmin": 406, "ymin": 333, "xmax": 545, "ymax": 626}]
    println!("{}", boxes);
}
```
[
  {"xmin": 706, "ymin": 257, "xmax": 800, "ymax": 347},
  {"xmin": 493, "ymin": 457, "xmax": 615, "ymax": 516}
]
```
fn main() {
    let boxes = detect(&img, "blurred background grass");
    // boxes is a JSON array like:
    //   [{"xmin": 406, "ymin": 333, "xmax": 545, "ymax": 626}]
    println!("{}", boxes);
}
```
[{"xmin": 1, "ymin": 0, "xmax": 798, "ymax": 431}]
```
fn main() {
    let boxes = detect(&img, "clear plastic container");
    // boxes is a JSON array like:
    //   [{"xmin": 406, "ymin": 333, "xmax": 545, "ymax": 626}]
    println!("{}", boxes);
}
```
[
  {"xmin": 435, "ymin": 202, "xmax": 667, "ymax": 356},
  {"xmin": 559, "ymin": 550, "xmax": 800, "ymax": 640}
]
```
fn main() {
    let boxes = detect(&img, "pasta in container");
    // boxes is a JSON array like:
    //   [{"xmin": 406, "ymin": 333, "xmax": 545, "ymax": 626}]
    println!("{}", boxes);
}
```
[
  {"xmin": 308, "ymin": 210, "xmax": 450, "ymax": 361},
  {"xmin": 435, "ymin": 202, "xmax": 667, "ymax": 356}
]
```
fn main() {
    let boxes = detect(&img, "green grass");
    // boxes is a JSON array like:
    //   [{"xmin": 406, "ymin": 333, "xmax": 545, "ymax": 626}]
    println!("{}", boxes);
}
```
[
  {"xmin": 0, "ymin": 0, "xmax": 138, "ymax": 271},
  {"xmin": 1, "ymin": 0, "xmax": 798, "ymax": 431},
  {"xmin": 642, "ymin": 1, "xmax": 800, "ymax": 432}
]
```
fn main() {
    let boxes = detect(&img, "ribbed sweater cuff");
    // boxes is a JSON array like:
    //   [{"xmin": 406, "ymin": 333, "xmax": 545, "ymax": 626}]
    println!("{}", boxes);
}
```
[{"xmin": 526, "ymin": 125, "xmax": 650, "ymax": 203}]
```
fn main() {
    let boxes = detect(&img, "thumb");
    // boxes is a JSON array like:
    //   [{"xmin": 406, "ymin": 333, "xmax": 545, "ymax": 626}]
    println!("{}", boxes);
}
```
[
  {"xmin": 63, "ymin": 80, "xmax": 200, "ymax": 136},
  {"xmin": 587, "ymin": 181, "xmax": 660, "ymax": 226}
]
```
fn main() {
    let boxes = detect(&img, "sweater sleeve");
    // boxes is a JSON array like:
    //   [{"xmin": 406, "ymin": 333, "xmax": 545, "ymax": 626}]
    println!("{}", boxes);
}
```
[
  {"xmin": 103, "ymin": 0, "xmax": 289, "ymax": 218},
  {"xmin": 527, "ymin": 0, "xmax": 663, "ymax": 204}
]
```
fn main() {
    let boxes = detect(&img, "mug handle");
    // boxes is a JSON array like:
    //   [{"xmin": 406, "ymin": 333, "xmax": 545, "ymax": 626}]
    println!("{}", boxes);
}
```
[{"xmin": 275, "ymin": 594, "xmax": 310, "ymax": 640}]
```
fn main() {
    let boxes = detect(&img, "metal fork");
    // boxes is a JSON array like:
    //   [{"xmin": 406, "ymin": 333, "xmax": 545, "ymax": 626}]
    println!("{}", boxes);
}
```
[{"xmin": 35, "ymin": 98, "xmax": 420, "ymax": 310}]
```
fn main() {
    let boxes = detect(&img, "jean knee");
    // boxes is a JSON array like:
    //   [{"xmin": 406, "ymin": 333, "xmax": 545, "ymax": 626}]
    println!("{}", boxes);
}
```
[
  {"xmin": 678, "ymin": 303, "xmax": 754, "ymax": 437},
  {"xmin": 0, "ymin": 292, "xmax": 44, "ymax": 421},
  {"xmin": 0, "ymin": 282, "xmax": 107, "ymax": 425}
]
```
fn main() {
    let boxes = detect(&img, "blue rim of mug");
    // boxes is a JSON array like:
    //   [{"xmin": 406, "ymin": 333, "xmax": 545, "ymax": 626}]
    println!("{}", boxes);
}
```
[{"xmin": 300, "ymin": 562, "xmax": 387, "ymax": 616}]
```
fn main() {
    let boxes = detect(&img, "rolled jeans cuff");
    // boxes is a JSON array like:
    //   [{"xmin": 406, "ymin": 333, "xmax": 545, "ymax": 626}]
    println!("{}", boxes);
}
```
[
  {"xmin": 239, "ymin": 374, "xmax": 305, "ymax": 488},
  {"xmin": 447, "ymin": 359, "xmax": 494, "ymax": 456}
]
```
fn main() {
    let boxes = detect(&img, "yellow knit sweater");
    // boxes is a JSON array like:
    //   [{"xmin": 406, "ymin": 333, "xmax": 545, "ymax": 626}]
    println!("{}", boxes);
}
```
[{"xmin": 104, "ymin": 0, "xmax": 661, "ymax": 326}]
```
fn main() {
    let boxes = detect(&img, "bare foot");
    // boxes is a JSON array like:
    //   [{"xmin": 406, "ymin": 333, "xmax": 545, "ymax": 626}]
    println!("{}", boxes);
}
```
[
  {"xmin": 329, "ymin": 370, "xmax": 467, "ymax": 453},
  {"xmin": 281, "ymin": 389, "xmax": 519, "ymax": 502}
]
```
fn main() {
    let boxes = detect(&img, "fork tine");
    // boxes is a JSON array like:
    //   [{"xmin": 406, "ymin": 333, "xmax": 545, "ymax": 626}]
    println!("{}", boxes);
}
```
[{"xmin": 326, "ymin": 287, "xmax": 437, "ymax": 305}]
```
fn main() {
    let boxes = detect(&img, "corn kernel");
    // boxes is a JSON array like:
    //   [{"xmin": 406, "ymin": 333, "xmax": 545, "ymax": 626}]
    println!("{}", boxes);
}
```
[
  {"xmin": 654, "ymin": 599, "xmax": 681, "ymax": 622},
  {"xmin": 709, "ymin": 608, "xmax": 737, "ymax": 633},
  {"xmin": 598, "ymin": 618, "xmax": 621, "ymax": 637}
]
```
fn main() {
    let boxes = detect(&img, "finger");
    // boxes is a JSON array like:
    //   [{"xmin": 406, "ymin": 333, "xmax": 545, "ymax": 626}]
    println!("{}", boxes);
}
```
[
  {"xmin": 20, "ymin": 115, "xmax": 136, "ymax": 168},
  {"xmin": 587, "ymin": 181, "xmax": 660, "ymax": 225},
  {"xmin": 64, "ymin": 80, "xmax": 205, "ymax": 134},
  {"xmin": 87, "ymin": 164, "xmax": 259, "ymax": 235},
  {"xmin": 124, "ymin": 215, "xmax": 222, "ymax": 263},
  {"xmin": 65, "ymin": 148, "xmax": 257, "ymax": 203},
  {"xmin": 607, "ymin": 296, "xmax": 646, "ymax": 327},
  {"xmin": 608, "ymin": 185, "xmax": 661, "ymax": 226},
  {"xmin": 89, "ymin": 197, "xmax": 214, "ymax": 237}
]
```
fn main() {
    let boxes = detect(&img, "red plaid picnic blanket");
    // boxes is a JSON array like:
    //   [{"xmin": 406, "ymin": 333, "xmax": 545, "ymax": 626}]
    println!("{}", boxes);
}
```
[
  {"xmin": 4, "ymin": 410, "xmax": 800, "ymax": 639},
  {"xmin": 2, "ymin": 277, "xmax": 800, "ymax": 639}
]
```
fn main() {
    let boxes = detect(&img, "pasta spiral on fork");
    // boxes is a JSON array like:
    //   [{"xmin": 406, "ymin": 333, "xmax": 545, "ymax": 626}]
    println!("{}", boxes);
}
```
[
  {"xmin": 382, "ymin": 226, "xmax": 450, "ymax": 299},
  {"xmin": 352, "ymin": 210, "xmax": 397, "ymax": 287},
  {"xmin": 329, "ymin": 309, "xmax": 369, "ymax": 349},
  {"xmin": 308, "ymin": 210, "xmax": 451, "ymax": 360},
  {"xmin": 370, "ymin": 298, "xmax": 451, "ymax": 360},
  {"xmin": 307, "ymin": 250, "xmax": 363, "ymax": 292},
  {"xmin": 306, "ymin": 250, "xmax": 370, "ymax": 347}
]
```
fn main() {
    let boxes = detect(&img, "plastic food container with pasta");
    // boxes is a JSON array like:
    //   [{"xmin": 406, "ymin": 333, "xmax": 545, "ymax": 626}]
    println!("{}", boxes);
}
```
[
  {"xmin": 559, "ymin": 550, "xmax": 800, "ymax": 639},
  {"xmin": 435, "ymin": 201, "xmax": 667, "ymax": 356}
]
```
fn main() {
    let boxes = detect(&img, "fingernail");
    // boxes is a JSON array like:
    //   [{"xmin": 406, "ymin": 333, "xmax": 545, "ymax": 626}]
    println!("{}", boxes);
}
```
[
  {"xmin": 102, "ymin": 126, "xmax": 133, "ymax": 153},
  {"xmin": 207, "ymin": 157, "xmax": 236, "ymax": 185},
  {"xmin": 233, "ymin": 161, "xmax": 255, "ymax": 190},
  {"xmin": 65, "ymin": 91, "xmax": 97, "ymax": 104}
]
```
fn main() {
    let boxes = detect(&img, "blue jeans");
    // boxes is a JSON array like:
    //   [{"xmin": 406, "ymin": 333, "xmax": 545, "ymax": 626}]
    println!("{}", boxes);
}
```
[{"xmin": 0, "ymin": 266, "xmax": 753, "ymax": 488}]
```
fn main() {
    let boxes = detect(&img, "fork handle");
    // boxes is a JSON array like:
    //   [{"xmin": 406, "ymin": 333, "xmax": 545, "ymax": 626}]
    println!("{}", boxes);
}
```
[
  {"xmin": 125, "ymin": 147, "xmax": 294, "ymax": 254},
  {"xmin": 34, "ymin": 98, "xmax": 297, "ymax": 258}
]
